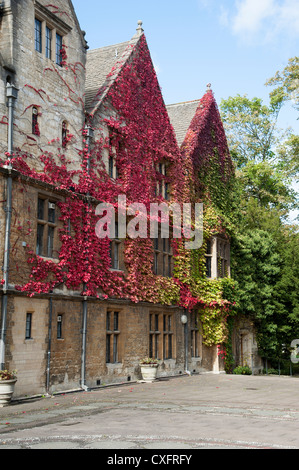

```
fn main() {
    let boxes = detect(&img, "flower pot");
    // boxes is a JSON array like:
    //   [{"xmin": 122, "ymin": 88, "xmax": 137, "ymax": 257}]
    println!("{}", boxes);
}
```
[
  {"xmin": 0, "ymin": 379, "xmax": 17, "ymax": 407},
  {"xmin": 140, "ymin": 364, "xmax": 159, "ymax": 383}
]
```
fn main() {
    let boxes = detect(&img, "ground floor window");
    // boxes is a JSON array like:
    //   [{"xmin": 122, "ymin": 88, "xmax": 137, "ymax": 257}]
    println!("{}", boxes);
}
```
[
  {"xmin": 25, "ymin": 312, "xmax": 33, "ymax": 340},
  {"xmin": 190, "ymin": 312, "xmax": 202, "ymax": 358},
  {"xmin": 106, "ymin": 311, "xmax": 120, "ymax": 363},
  {"xmin": 149, "ymin": 312, "xmax": 175, "ymax": 360}
]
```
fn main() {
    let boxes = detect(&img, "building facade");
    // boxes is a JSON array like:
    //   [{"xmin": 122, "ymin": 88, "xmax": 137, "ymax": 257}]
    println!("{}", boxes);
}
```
[{"xmin": 0, "ymin": 1, "xmax": 239, "ymax": 399}]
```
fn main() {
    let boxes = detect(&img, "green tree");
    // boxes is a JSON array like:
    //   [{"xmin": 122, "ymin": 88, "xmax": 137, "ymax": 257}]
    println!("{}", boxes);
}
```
[
  {"xmin": 266, "ymin": 57, "xmax": 299, "ymax": 183},
  {"xmin": 220, "ymin": 94, "xmax": 284, "ymax": 166},
  {"xmin": 220, "ymin": 78, "xmax": 299, "ymax": 363},
  {"xmin": 266, "ymin": 56, "xmax": 299, "ymax": 112}
]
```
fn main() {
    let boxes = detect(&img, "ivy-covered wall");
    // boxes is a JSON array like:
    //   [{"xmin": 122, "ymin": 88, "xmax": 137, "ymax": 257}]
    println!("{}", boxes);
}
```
[{"xmin": 1, "ymin": 16, "xmax": 237, "ymax": 361}]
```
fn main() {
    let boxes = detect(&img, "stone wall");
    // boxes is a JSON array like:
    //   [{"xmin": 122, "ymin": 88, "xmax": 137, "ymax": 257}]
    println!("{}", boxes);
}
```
[
  {"xmin": 0, "ymin": 0, "xmax": 87, "ymax": 172},
  {"xmin": 5, "ymin": 292, "xmax": 195, "ymax": 397}
]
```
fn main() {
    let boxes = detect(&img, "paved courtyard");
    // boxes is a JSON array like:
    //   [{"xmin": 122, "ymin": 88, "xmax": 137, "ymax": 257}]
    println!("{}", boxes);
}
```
[{"xmin": 0, "ymin": 373, "xmax": 299, "ymax": 449}]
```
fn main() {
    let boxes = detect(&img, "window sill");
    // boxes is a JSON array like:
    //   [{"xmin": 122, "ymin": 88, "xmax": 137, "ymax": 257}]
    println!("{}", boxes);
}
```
[{"xmin": 36, "ymin": 255, "xmax": 59, "ymax": 264}]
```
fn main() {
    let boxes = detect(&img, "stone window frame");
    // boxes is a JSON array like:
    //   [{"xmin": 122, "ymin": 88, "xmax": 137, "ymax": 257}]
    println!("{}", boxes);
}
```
[
  {"xmin": 57, "ymin": 314, "xmax": 63, "ymax": 340},
  {"xmin": 35, "ymin": 18, "xmax": 42, "ymax": 53},
  {"xmin": 45, "ymin": 25, "xmax": 52, "ymax": 59},
  {"xmin": 217, "ymin": 238, "xmax": 230, "ymax": 279},
  {"xmin": 149, "ymin": 312, "xmax": 175, "ymax": 360},
  {"xmin": 153, "ymin": 233, "xmax": 173, "ymax": 277},
  {"xmin": 106, "ymin": 310, "xmax": 121, "ymax": 364},
  {"xmin": 156, "ymin": 162, "xmax": 170, "ymax": 200},
  {"xmin": 109, "ymin": 221, "xmax": 124, "ymax": 272},
  {"xmin": 205, "ymin": 237, "xmax": 230, "ymax": 279},
  {"xmin": 32, "ymin": 106, "xmax": 40, "ymax": 136},
  {"xmin": 163, "ymin": 313, "xmax": 173, "ymax": 360},
  {"xmin": 25, "ymin": 312, "xmax": 33, "ymax": 340},
  {"xmin": 190, "ymin": 312, "xmax": 202, "ymax": 358},
  {"xmin": 36, "ymin": 194, "xmax": 60, "ymax": 259},
  {"xmin": 34, "ymin": 2, "xmax": 72, "ymax": 66},
  {"xmin": 62, "ymin": 120, "xmax": 69, "ymax": 148},
  {"xmin": 107, "ymin": 127, "xmax": 125, "ymax": 180}
]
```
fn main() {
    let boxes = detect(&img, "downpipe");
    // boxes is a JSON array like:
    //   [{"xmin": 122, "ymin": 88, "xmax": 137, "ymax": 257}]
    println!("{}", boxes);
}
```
[
  {"xmin": 80, "ymin": 126, "xmax": 93, "ymax": 393},
  {"xmin": 81, "ymin": 291, "xmax": 89, "ymax": 391},
  {"xmin": 46, "ymin": 295, "xmax": 53, "ymax": 395},
  {"xmin": 0, "ymin": 83, "xmax": 18, "ymax": 369}
]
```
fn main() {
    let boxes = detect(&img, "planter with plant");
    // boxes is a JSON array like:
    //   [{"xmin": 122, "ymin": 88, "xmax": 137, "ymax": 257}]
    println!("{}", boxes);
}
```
[
  {"xmin": 0, "ymin": 370, "xmax": 17, "ymax": 407},
  {"xmin": 139, "ymin": 358, "xmax": 160, "ymax": 383}
]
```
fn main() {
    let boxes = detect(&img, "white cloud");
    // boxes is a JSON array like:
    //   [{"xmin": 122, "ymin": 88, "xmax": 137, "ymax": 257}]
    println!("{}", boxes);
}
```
[
  {"xmin": 223, "ymin": 0, "xmax": 299, "ymax": 43},
  {"xmin": 232, "ymin": 0, "xmax": 275, "ymax": 34}
]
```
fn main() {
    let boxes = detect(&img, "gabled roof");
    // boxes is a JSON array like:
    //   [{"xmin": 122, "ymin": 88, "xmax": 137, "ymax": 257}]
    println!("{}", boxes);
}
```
[
  {"xmin": 181, "ymin": 88, "xmax": 221, "ymax": 155},
  {"xmin": 85, "ymin": 25, "xmax": 143, "ymax": 114},
  {"xmin": 180, "ymin": 87, "xmax": 234, "ymax": 186},
  {"xmin": 166, "ymin": 100, "xmax": 201, "ymax": 147}
]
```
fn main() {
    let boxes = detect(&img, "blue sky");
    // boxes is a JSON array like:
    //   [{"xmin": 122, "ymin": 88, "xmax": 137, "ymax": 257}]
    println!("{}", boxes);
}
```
[{"xmin": 72, "ymin": 0, "xmax": 299, "ymax": 135}]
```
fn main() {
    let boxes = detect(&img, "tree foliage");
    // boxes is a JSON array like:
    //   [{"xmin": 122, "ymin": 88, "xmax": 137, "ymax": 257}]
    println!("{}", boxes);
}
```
[{"xmin": 220, "ymin": 61, "xmax": 299, "ymax": 361}]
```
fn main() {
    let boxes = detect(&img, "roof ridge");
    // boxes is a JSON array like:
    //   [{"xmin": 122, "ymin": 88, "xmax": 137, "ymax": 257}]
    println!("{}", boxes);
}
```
[
  {"xmin": 87, "ymin": 40, "xmax": 133, "ymax": 54},
  {"xmin": 166, "ymin": 99, "xmax": 201, "ymax": 107}
]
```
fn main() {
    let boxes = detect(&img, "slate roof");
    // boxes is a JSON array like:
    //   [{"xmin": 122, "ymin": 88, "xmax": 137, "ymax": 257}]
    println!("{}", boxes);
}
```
[
  {"xmin": 166, "ymin": 100, "xmax": 201, "ymax": 147},
  {"xmin": 85, "ymin": 35, "xmax": 140, "ymax": 114}
]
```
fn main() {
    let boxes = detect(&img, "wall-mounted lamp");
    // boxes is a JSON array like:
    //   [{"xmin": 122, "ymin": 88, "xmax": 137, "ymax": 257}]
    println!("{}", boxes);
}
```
[{"xmin": 181, "ymin": 314, "xmax": 188, "ymax": 325}]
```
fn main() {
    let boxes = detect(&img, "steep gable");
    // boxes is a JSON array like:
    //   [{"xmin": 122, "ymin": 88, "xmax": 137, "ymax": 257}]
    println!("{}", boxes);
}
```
[
  {"xmin": 181, "ymin": 88, "xmax": 234, "ymax": 209},
  {"xmin": 85, "ymin": 23, "xmax": 144, "ymax": 115},
  {"xmin": 86, "ymin": 27, "xmax": 184, "ymax": 204}
]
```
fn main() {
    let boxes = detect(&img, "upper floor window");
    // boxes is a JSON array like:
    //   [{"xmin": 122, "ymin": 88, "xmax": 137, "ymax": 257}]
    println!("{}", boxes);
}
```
[
  {"xmin": 156, "ymin": 163, "xmax": 170, "ymax": 200},
  {"xmin": 45, "ymin": 26, "xmax": 52, "ymax": 59},
  {"xmin": 153, "ymin": 234, "xmax": 173, "ymax": 277},
  {"xmin": 36, "ymin": 197, "xmax": 57, "ymax": 258},
  {"xmin": 32, "ymin": 107, "xmax": 40, "ymax": 136},
  {"xmin": 217, "ymin": 240, "xmax": 230, "ymax": 278},
  {"xmin": 56, "ymin": 33, "xmax": 63, "ymax": 66},
  {"xmin": 34, "ymin": 4, "xmax": 71, "ymax": 65},
  {"xmin": 205, "ymin": 237, "xmax": 230, "ymax": 279},
  {"xmin": 35, "ymin": 18, "xmax": 42, "ymax": 53},
  {"xmin": 205, "ymin": 240, "xmax": 212, "ymax": 278},
  {"xmin": 109, "ymin": 222, "xmax": 123, "ymax": 270},
  {"xmin": 107, "ymin": 127, "xmax": 123, "ymax": 179},
  {"xmin": 108, "ymin": 156, "xmax": 118, "ymax": 179},
  {"xmin": 62, "ymin": 121, "xmax": 68, "ymax": 148}
]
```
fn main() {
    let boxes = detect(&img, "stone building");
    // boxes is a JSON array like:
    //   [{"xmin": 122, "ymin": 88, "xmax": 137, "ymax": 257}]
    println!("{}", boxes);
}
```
[{"xmin": 0, "ymin": 1, "xmax": 244, "ymax": 399}]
